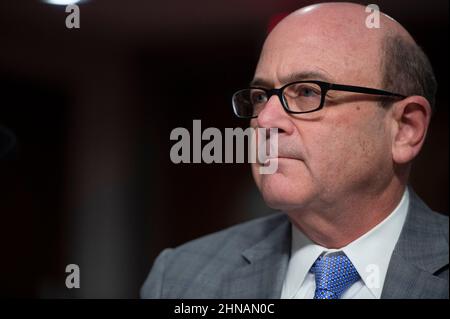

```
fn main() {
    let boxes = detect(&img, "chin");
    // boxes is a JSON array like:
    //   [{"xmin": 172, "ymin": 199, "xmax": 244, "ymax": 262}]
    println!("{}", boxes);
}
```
[{"xmin": 257, "ymin": 173, "xmax": 315, "ymax": 211}]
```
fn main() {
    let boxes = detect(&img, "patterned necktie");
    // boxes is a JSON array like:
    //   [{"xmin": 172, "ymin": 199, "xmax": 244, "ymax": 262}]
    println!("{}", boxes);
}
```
[{"xmin": 310, "ymin": 253, "xmax": 360, "ymax": 299}]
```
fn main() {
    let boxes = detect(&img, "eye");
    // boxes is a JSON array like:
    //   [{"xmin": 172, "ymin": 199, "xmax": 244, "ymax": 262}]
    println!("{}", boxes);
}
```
[
  {"xmin": 297, "ymin": 85, "xmax": 320, "ymax": 97},
  {"xmin": 250, "ymin": 91, "xmax": 268, "ymax": 104},
  {"xmin": 301, "ymin": 87, "xmax": 315, "ymax": 97}
]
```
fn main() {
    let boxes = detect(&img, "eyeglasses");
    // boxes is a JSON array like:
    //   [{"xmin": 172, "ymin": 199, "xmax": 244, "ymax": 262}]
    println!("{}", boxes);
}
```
[{"xmin": 232, "ymin": 80, "xmax": 406, "ymax": 118}]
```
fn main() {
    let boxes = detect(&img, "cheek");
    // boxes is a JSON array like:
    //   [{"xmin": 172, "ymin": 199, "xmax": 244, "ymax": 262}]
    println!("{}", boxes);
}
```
[
  {"xmin": 303, "ymin": 131, "xmax": 346, "ymax": 188},
  {"xmin": 322, "ymin": 119, "xmax": 388, "ymax": 188},
  {"xmin": 306, "ymin": 111, "xmax": 390, "ymax": 190}
]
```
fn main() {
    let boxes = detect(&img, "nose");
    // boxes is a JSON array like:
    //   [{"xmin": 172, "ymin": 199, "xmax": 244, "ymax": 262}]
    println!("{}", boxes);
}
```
[{"xmin": 256, "ymin": 94, "xmax": 294, "ymax": 135}]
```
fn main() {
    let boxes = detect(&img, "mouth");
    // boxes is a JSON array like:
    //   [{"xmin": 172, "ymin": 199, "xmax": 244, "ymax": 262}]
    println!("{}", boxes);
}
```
[{"xmin": 258, "ymin": 156, "xmax": 301, "ymax": 166}]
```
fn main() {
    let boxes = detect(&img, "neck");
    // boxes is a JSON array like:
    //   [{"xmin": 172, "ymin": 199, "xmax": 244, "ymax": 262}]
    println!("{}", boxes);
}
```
[{"xmin": 286, "ymin": 179, "xmax": 406, "ymax": 249}]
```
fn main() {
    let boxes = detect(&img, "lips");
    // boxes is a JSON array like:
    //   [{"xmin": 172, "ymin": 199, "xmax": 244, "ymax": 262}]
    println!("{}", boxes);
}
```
[
  {"xmin": 257, "ymin": 154, "xmax": 302, "ymax": 165},
  {"xmin": 259, "ymin": 157, "xmax": 287, "ymax": 167}
]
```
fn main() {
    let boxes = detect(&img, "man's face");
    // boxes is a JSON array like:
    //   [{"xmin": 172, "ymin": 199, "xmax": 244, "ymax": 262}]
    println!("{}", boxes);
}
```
[{"xmin": 251, "ymin": 9, "xmax": 394, "ymax": 213}]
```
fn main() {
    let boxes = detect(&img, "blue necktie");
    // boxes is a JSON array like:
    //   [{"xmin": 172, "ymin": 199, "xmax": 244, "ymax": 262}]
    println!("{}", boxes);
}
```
[{"xmin": 310, "ymin": 253, "xmax": 360, "ymax": 299}]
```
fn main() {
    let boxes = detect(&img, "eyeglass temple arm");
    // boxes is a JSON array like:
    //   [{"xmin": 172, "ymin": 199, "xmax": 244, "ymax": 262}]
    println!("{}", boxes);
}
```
[{"xmin": 329, "ymin": 83, "xmax": 406, "ymax": 98}]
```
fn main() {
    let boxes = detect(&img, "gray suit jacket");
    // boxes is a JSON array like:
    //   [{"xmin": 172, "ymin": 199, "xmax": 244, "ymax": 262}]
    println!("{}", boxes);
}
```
[{"xmin": 141, "ymin": 189, "xmax": 449, "ymax": 298}]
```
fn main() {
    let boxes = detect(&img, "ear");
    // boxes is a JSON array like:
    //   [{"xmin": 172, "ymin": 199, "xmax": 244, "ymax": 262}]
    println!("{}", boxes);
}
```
[{"xmin": 390, "ymin": 96, "xmax": 432, "ymax": 164}]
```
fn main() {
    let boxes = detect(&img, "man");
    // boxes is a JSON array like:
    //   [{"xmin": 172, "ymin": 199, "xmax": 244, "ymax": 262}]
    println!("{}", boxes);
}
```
[{"xmin": 141, "ymin": 2, "xmax": 448, "ymax": 299}]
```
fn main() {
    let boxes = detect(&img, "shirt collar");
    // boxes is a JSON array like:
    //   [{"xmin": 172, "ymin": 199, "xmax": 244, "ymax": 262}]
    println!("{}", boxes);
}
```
[{"xmin": 283, "ymin": 188, "xmax": 410, "ymax": 299}]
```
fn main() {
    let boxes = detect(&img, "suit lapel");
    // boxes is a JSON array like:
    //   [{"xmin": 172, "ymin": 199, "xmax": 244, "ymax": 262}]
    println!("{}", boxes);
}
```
[
  {"xmin": 381, "ymin": 188, "xmax": 449, "ymax": 299},
  {"xmin": 222, "ymin": 215, "xmax": 291, "ymax": 298}
]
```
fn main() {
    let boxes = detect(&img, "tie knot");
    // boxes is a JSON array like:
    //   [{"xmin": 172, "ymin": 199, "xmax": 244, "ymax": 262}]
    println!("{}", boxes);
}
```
[{"xmin": 310, "ymin": 253, "xmax": 360, "ymax": 299}]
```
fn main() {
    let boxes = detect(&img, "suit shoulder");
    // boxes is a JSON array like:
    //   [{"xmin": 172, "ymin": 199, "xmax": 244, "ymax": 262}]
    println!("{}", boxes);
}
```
[
  {"xmin": 141, "ymin": 212, "xmax": 289, "ymax": 298},
  {"xmin": 416, "ymin": 205, "xmax": 448, "ymax": 241},
  {"xmin": 429, "ymin": 210, "xmax": 449, "ymax": 228},
  {"xmin": 429, "ymin": 210, "xmax": 448, "ymax": 243},
  {"xmin": 409, "ymin": 189, "xmax": 448, "ymax": 239},
  {"xmin": 173, "ymin": 212, "xmax": 288, "ymax": 254}
]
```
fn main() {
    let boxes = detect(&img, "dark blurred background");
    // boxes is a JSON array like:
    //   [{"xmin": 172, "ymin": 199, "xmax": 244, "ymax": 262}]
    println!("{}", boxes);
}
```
[{"xmin": 0, "ymin": 0, "xmax": 448, "ymax": 298}]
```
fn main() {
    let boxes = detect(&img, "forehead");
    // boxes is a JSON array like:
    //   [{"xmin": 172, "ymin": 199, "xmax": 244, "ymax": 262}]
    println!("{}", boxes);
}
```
[{"xmin": 254, "ymin": 13, "xmax": 383, "ymax": 87}]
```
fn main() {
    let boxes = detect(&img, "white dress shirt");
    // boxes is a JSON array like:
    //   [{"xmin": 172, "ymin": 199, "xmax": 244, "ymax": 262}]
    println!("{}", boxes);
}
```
[{"xmin": 281, "ymin": 188, "xmax": 409, "ymax": 299}]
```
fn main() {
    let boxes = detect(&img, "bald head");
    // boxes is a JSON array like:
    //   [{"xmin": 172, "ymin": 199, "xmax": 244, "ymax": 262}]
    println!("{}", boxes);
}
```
[
  {"xmin": 276, "ymin": 2, "xmax": 415, "ymax": 42},
  {"xmin": 255, "ymin": 2, "xmax": 436, "ymax": 108},
  {"xmin": 257, "ymin": 3, "xmax": 411, "ymax": 87}
]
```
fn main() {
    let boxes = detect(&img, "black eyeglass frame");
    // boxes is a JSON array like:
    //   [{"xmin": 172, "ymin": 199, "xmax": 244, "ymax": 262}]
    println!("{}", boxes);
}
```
[{"xmin": 232, "ymin": 80, "xmax": 406, "ymax": 119}]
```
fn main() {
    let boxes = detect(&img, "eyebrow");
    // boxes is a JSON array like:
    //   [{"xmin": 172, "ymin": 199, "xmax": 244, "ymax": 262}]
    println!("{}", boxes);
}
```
[{"xmin": 250, "ymin": 70, "xmax": 334, "ymax": 88}]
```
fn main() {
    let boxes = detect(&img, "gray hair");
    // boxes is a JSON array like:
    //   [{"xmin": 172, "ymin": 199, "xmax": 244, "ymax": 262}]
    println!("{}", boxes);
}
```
[{"xmin": 380, "ymin": 34, "xmax": 437, "ymax": 112}]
